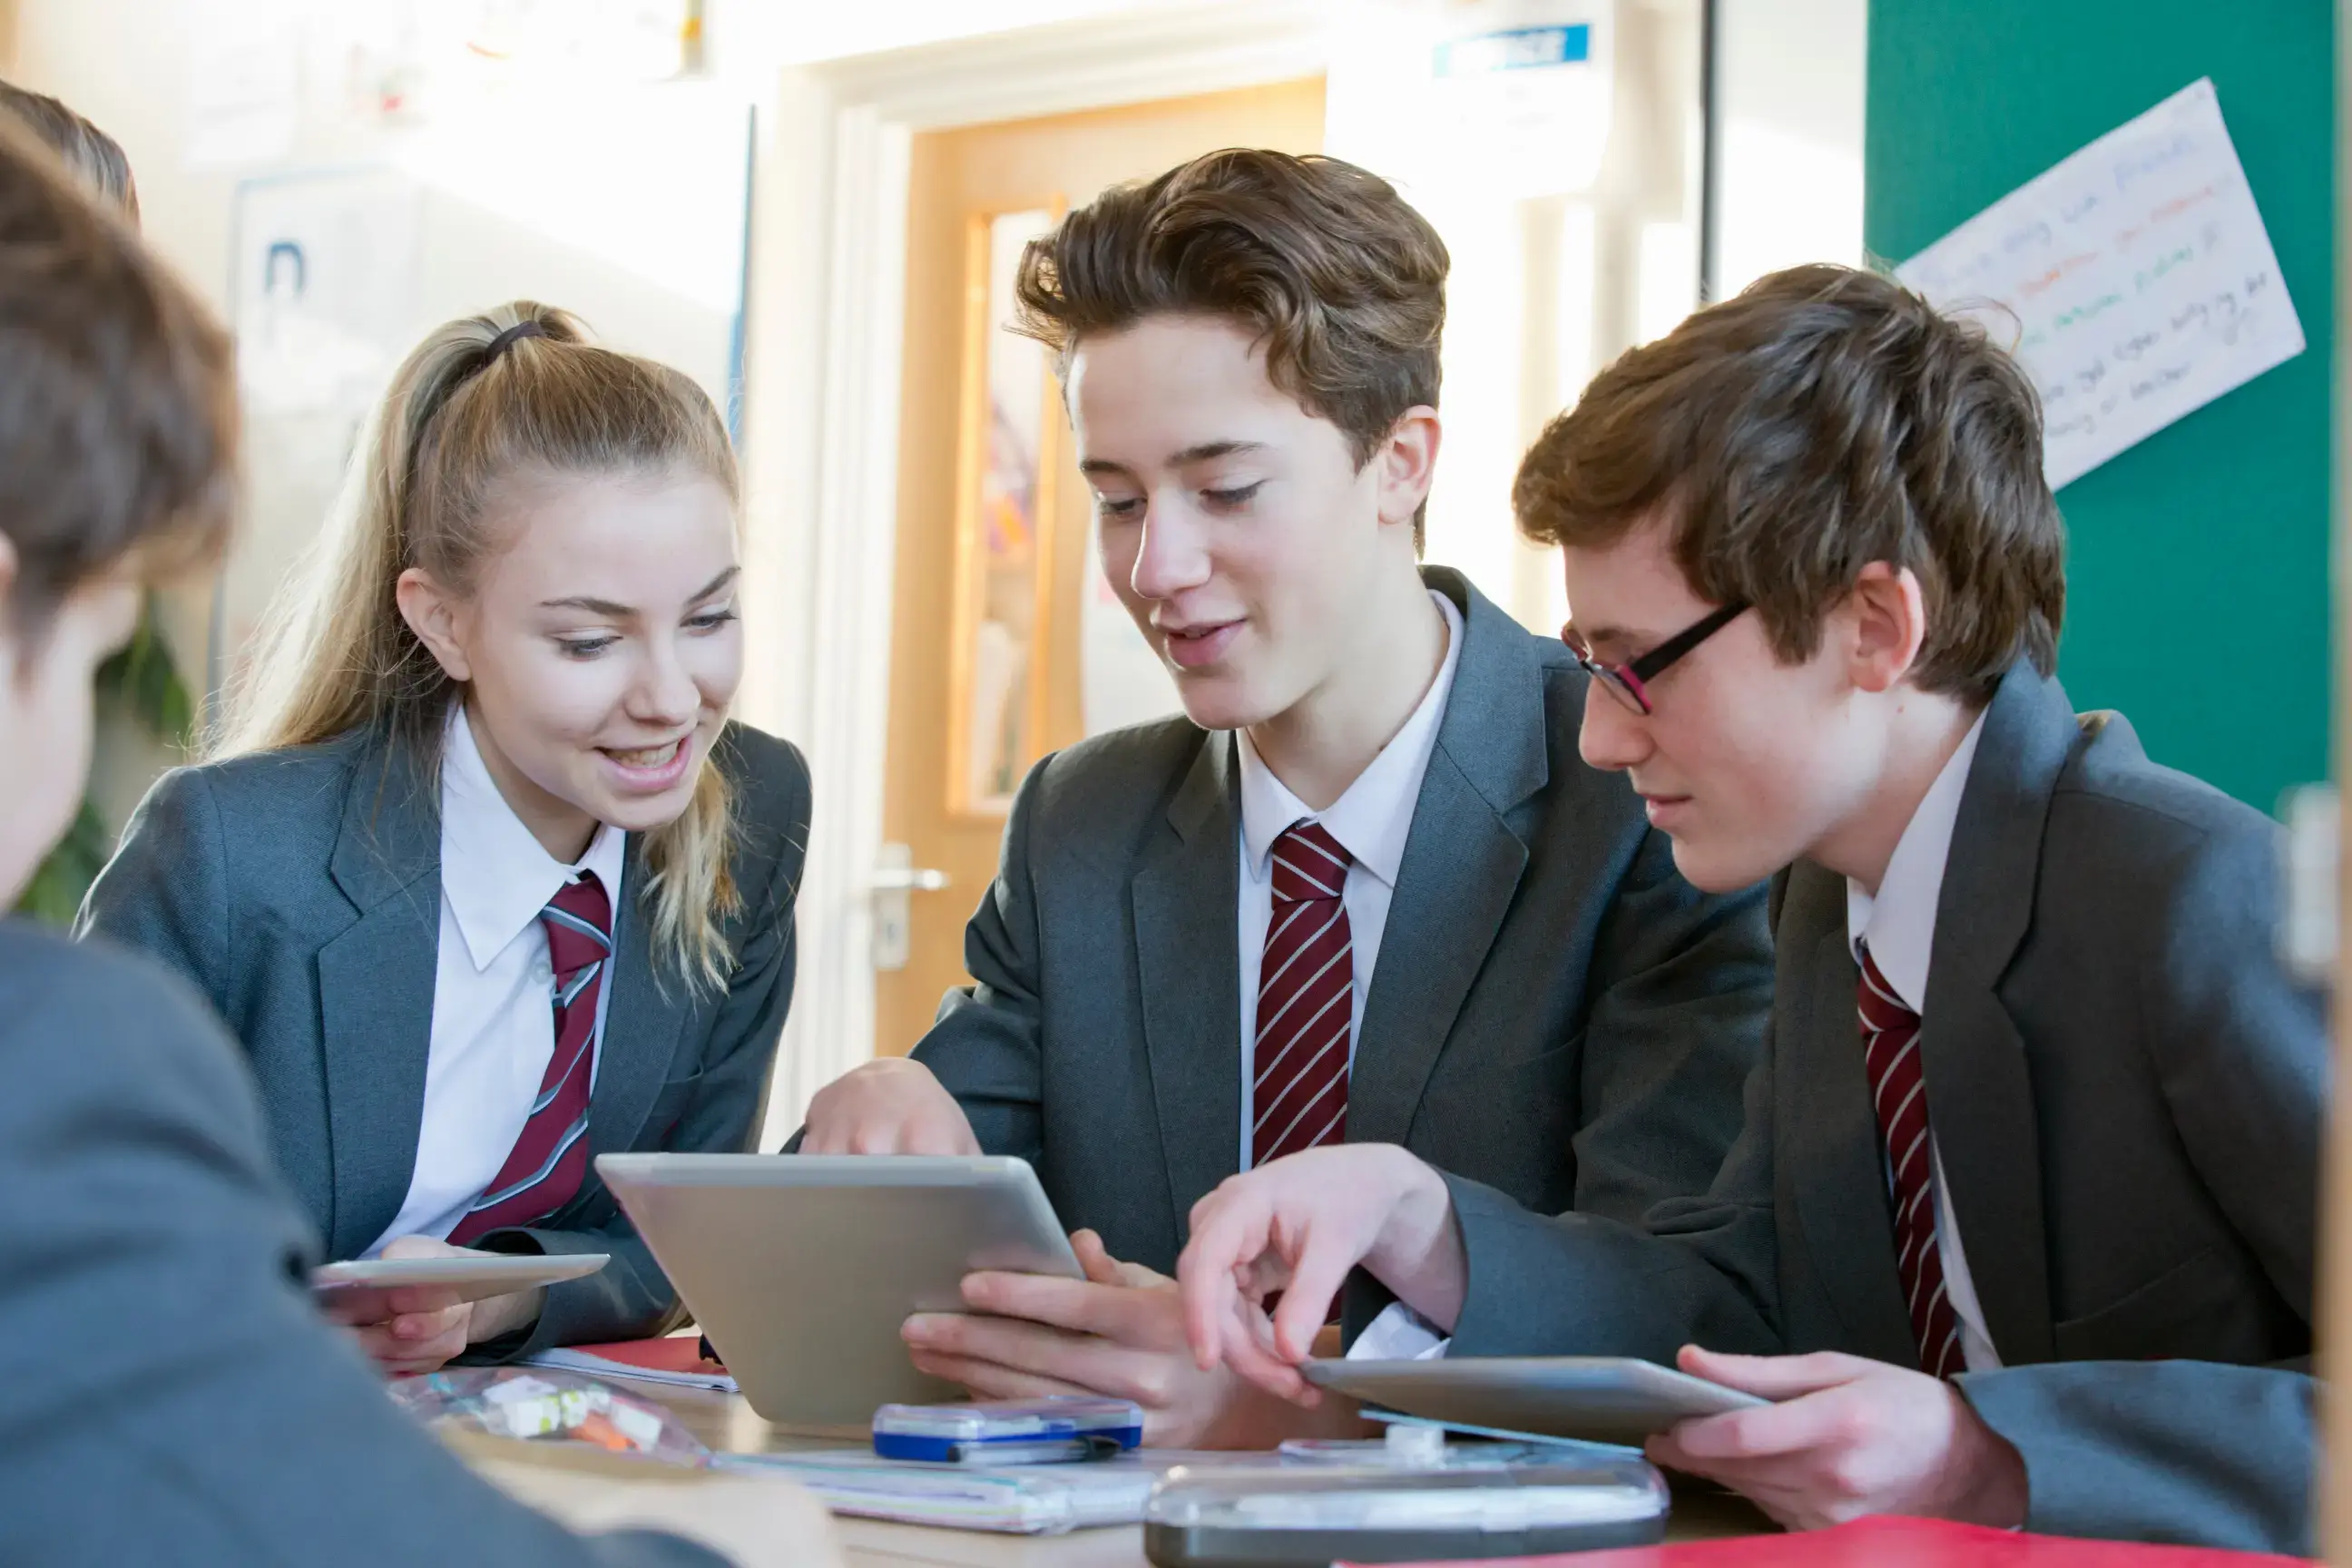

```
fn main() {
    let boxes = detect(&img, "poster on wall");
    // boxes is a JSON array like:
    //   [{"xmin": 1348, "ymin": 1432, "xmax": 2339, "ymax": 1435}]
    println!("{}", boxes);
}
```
[
  {"xmin": 185, "ymin": 0, "xmax": 302, "ymax": 169},
  {"xmin": 337, "ymin": 0, "xmax": 706, "ymax": 129},
  {"xmin": 1896, "ymin": 77, "xmax": 2304, "ymax": 491},
  {"xmin": 1327, "ymin": 0, "xmax": 1614, "ymax": 201},
  {"xmin": 218, "ymin": 167, "xmax": 422, "ymax": 704}
]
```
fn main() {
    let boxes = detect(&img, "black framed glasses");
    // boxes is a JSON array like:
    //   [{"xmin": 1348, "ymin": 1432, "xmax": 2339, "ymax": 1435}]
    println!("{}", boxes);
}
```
[{"xmin": 1562, "ymin": 603, "xmax": 1749, "ymax": 715}]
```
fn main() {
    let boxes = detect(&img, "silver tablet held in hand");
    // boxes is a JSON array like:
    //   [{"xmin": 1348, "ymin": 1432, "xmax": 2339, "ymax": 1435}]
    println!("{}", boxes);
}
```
[
  {"xmin": 1300, "ymin": 1355, "xmax": 1769, "ymax": 1446},
  {"xmin": 596, "ymin": 1152, "xmax": 1083, "ymax": 1428},
  {"xmin": 310, "ymin": 1252, "xmax": 611, "ymax": 1306}
]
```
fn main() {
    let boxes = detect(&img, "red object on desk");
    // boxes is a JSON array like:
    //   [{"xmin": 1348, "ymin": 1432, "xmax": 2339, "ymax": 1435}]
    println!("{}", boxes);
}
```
[
  {"xmin": 1363, "ymin": 1515, "xmax": 2314, "ymax": 1567},
  {"xmin": 565, "ymin": 1337, "xmax": 728, "ymax": 1376}
]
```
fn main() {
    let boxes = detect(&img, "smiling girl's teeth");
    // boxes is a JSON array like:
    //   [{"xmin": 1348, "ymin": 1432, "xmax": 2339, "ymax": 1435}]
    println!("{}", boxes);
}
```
[{"xmin": 610, "ymin": 740, "xmax": 681, "ymax": 768}]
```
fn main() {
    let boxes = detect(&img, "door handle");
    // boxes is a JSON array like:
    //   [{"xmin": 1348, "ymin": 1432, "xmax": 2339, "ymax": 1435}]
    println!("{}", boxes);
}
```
[
  {"xmin": 871, "ymin": 866, "xmax": 952, "ymax": 892},
  {"xmin": 872, "ymin": 842, "xmax": 952, "ymax": 971}
]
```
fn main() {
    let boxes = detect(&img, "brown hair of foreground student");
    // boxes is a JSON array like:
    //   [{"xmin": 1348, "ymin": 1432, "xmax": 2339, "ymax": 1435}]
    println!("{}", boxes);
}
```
[
  {"xmin": 1515, "ymin": 263, "xmax": 2064, "ymax": 702},
  {"xmin": 0, "ymin": 113, "xmax": 231, "ymax": 642},
  {"xmin": 1011, "ymin": 148, "xmax": 1448, "ymax": 545},
  {"xmin": 0, "ymin": 79, "xmax": 137, "ymax": 220}
]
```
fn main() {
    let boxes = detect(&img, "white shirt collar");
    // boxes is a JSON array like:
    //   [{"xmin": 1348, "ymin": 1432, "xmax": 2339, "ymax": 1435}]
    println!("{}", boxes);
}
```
[
  {"xmin": 1845, "ymin": 711, "xmax": 1989, "ymax": 1013},
  {"xmin": 1238, "ymin": 588, "xmax": 1465, "ymax": 889},
  {"xmin": 439, "ymin": 703, "xmax": 628, "ymax": 974}
]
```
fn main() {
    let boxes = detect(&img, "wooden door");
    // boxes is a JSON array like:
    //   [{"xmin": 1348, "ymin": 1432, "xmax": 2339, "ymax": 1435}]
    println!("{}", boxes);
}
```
[{"xmin": 874, "ymin": 78, "xmax": 1328, "ymax": 1055}]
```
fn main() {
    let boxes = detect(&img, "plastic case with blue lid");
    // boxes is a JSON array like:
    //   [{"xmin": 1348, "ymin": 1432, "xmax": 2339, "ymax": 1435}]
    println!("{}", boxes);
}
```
[{"xmin": 872, "ymin": 1396, "xmax": 1145, "ymax": 1464}]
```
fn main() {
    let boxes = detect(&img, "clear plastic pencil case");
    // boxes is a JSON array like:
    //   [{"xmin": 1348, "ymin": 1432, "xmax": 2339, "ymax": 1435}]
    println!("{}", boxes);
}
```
[
  {"xmin": 872, "ymin": 1396, "xmax": 1145, "ymax": 1463},
  {"xmin": 391, "ymin": 1368, "xmax": 710, "ymax": 1467},
  {"xmin": 1142, "ymin": 1454, "xmax": 1669, "ymax": 1567}
]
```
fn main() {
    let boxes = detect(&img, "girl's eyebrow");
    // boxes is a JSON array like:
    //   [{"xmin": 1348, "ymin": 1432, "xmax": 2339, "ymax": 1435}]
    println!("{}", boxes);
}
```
[{"xmin": 539, "ymin": 566, "xmax": 740, "ymax": 616}]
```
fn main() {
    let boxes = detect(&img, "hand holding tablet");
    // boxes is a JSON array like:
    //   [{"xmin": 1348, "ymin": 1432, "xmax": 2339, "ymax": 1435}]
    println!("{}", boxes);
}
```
[
  {"xmin": 314, "ymin": 1240, "xmax": 612, "ymax": 1375},
  {"xmin": 1301, "ymin": 1355, "xmax": 1769, "ymax": 1447},
  {"xmin": 598, "ymin": 1152, "xmax": 1083, "ymax": 1426}
]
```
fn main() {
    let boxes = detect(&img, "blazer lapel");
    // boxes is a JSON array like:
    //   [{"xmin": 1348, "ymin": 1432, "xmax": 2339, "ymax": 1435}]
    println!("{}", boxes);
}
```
[
  {"xmin": 1916, "ymin": 662, "xmax": 2078, "ymax": 1367},
  {"xmin": 586, "ymin": 838, "xmax": 693, "ymax": 1170},
  {"xmin": 318, "ymin": 739, "xmax": 442, "ymax": 1259},
  {"xmin": 1134, "ymin": 730, "xmax": 1245, "ymax": 1230},
  {"xmin": 1348, "ymin": 570, "xmax": 1540, "ymax": 1147},
  {"xmin": 1347, "ymin": 750, "xmax": 1528, "ymax": 1144},
  {"xmin": 1779, "ymin": 887, "xmax": 1920, "ymax": 1364}
]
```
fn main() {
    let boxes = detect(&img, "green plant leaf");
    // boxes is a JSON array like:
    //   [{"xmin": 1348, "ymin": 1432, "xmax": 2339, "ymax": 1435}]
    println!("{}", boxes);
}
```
[
  {"xmin": 17, "ymin": 797, "xmax": 111, "ymax": 926},
  {"xmin": 93, "ymin": 593, "xmax": 194, "ymax": 745},
  {"xmin": 24, "ymin": 593, "xmax": 193, "ymax": 925}
]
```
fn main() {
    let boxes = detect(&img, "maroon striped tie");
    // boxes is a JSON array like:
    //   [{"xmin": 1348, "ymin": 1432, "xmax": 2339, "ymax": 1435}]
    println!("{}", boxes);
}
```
[
  {"xmin": 1857, "ymin": 942, "xmax": 1963, "ymax": 1378},
  {"xmin": 1251, "ymin": 822, "xmax": 1354, "ymax": 1169},
  {"xmin": 448, "ymin": 872, "xmax": 612, "ymax": 1245}
]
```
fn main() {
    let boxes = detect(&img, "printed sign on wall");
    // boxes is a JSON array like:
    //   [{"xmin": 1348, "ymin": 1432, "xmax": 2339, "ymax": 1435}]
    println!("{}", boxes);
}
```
[{"xmin": 1898, "ymin": 78, "xmax": 2304, "ymax": 491}]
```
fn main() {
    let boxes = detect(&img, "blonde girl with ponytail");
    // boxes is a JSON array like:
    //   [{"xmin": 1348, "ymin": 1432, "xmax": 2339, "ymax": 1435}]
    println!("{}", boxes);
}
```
[{"xmin": 83, "ymin": 303, "xmax": 810, "ymax": 1372}]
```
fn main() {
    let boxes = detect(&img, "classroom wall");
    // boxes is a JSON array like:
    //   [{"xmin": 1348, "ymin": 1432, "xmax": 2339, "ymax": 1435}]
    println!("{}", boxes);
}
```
[
  {"xmin": 1865, "ymin": 2, "xmax": 2335, "ymax": 812},
  {"xmin": 712, "ymin": 0, "xmax": 1164, "ymax": 65}
]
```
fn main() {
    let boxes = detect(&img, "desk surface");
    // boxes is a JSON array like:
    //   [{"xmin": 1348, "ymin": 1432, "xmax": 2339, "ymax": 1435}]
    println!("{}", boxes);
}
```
[{"xmin": 641, "ymin": 1378, "xmax": 1775, "ymax": 1568}]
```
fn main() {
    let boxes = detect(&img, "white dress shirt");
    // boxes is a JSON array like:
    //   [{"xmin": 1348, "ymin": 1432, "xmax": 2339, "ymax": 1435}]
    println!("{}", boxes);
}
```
[
  {"xmin": 1844, "ymin": 710, "xmax": 2000, "ymax": 1373},
  {"xmin": 1236, "ymin": 589, "xmax": 1464, "ymax": 1171},
  {"xmin": 365, "ymin": 705, "xmax": 627, "ymax": 1258}
]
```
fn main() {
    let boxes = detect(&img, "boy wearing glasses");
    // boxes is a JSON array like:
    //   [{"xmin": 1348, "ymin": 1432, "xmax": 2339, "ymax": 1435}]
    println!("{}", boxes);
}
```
[
  {"xmin": 797, "ymin": 150, "xmax": 1774, "ymax": 1445},
  {"xmin": 1176, "ymin": 264, "xmax": 2322, "ymax": 1553}
]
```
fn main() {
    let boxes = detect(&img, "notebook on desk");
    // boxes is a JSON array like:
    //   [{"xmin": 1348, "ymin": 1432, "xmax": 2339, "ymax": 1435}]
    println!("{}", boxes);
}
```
[{"xmin": 519, "ymin": 1336, "xmax": 738, "ymax": 1394}]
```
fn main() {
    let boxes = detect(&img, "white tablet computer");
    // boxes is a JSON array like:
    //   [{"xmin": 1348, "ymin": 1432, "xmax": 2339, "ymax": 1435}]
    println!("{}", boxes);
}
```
[
  {"xmin": 596, "ymin": 1152, "xmax": 1083, "ymax": 1427},
  {"xmin": 310, "ymin": 1252, "xmax": 610, "ymax": 1307},
  {"xmin": 1301, "ymin": 1357, "xmax": 1768, "ymax": 1446}
]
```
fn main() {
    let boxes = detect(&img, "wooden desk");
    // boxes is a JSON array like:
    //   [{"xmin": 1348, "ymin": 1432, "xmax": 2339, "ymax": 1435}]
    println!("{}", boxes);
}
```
[{"xmin": 641, "ymin": 1378, "xmax": 1775, "ymax": 1568}]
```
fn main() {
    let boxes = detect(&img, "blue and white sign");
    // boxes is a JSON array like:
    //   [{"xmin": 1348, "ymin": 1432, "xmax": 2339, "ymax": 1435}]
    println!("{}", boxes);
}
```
[{"xmin": 1328, "ymin": 1, "xmax": 1614, "ymax": 201}]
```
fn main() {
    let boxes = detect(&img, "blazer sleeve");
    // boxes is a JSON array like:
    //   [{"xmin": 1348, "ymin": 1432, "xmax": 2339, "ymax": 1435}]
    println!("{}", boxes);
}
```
[
  {"xmin": 479, "ymin": 740, "xmax": 812, "ymax": 1357},
  {"xmin": 1346, "ymin": 836, "xmax": 1786, "ymax": 1361},
  {"xmin": 1568, "ymin": 828, "xmax": 1776, "ymax": 1229},
  {"xmin": 1440, "ymin": 1034, "xmax": 1785, "ymax": 1364},
  {"xmin": 0, "ymin": 935, "xmax": 721, "ymax": 1568},
  {"xmin": 1955, "ymin": 816, "xmax": 2323, "ymax": 1555},
  {"xmin": 74, "ymin": 764, "xmax": 234, "ymax": 1015},
  {"xmin": 903, "ymin": 754, "xmax": 1054, "ymax": 1163}
]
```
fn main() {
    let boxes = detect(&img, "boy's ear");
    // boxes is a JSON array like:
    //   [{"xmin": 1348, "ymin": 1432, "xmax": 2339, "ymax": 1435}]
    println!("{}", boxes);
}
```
[
  {"xmin": 1846, "ymin": 561, "xmax": 1929, "ymax": 695},
  {"xmin": 1376, "ymin": 406, "xmax": 1442, "ymax": 531},
  {"xmin": 396, "ymin": 568, "xmax": 473, "ymax": 683}
]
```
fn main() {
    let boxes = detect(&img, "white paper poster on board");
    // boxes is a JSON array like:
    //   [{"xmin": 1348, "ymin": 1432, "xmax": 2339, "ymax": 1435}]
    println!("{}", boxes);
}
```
[
  {"xmin": 220, "ymin": 169, "xmax": 423, "ymax": 705},
  {"xmin": 1896, "ymin": 78, "xmax": 2303, "ymax": 491}
]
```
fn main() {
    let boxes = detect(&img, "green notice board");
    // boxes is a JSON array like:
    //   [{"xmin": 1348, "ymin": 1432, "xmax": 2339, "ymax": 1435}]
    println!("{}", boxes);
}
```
[{"xmin": 1865, "ymin": 2, "xmax": 2333, "ymax": 811}]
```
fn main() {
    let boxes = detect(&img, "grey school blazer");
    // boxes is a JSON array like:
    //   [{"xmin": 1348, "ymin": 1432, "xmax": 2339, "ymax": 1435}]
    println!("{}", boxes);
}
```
[
  {"xmin": 908, "ymin": 567, "xmax": 1776, "ymax": 1275},
  {"xmin": 1434, "ymin": 661, "xmax": 2323, "ymax": 1554},
  {"xmin": 78, "ymin": 719, "xmax": 809, "ymax": 1357},
  {"xmin": 0, "ymin": 921, "xmax": 723, "ymax": 1565}
]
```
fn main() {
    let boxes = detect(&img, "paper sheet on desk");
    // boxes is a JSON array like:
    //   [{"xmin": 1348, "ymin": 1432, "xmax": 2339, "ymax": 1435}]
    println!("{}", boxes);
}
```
[
  {"xmin": 1896, "ymin": 77, "xmax": 2303, "ymax": 491},
  {"xmin": 716, "ymin": 1448, "xmax": 1285, "ymax": 1534}
]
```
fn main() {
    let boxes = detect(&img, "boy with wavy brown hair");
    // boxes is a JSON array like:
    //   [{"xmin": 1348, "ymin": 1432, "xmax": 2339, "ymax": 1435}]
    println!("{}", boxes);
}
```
[{"xmin": 802, "ymin": 149, "xmax": 1774, "ymax": 1446}]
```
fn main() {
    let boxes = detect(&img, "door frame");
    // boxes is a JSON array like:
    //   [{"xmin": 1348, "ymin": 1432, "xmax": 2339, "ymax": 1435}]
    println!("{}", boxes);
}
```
[{"xmin": 739, "ymin": 4, "xmax": 1340, "ymax": 1141}]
